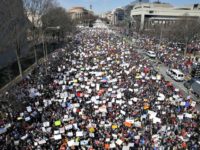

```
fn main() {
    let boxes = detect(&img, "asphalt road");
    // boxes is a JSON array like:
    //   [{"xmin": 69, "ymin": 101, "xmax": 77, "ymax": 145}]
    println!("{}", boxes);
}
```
[{"xmin": 132, "ymin": 44, "xmax": 199, "ymax": 102}]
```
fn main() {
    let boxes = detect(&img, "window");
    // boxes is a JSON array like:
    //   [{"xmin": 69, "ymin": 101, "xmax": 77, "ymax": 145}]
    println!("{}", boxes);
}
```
[{"xmin": 178, "ymin": 74, "xmax": 183, "ymax": 77}]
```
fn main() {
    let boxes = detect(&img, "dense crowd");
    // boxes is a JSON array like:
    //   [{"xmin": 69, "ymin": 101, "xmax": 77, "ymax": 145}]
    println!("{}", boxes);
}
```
[
  {"xmin": 136, "ymin": 37, "xmax": 200, "ymax": 78},
  {"xmin": 0, "ymin": 24, "xmax": 200, "ymax": 150}
]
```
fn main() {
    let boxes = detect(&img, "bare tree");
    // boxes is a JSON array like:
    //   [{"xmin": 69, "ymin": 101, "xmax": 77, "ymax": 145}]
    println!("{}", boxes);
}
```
[
  {"xmin": 22, "ymin": 0, "xmax": 57, "ymax": 64},
  {"xmin": 42, "ymin": 6, "xmax": 75, "ymax": 41},
  {"xmin": 167, "ymin": 15, "xmax": 200, "ymax": 56},
  {"xmin": 0, "ymin": 0, "xmax": 28, "ymax": 78}
]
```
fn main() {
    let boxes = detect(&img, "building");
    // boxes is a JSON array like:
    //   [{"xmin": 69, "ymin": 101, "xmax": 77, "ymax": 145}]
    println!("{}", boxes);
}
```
[
  {"xmin": 111, "ymin": 8, "xmax": 125, "ymax": 25},
  {"xmin": 102, "ymin": 11, "xmax": 113, "ymax": 24},
  {"xmin": 130, "ymin": 2, "xmax": 200, "ymax": 30},
  {"xmin": 68, "ymin": 7, "xmax": 93, "ymax": 20},
  {"xmin": 102, "ymin": 0, "xmax": 149, "ymax": 26}
]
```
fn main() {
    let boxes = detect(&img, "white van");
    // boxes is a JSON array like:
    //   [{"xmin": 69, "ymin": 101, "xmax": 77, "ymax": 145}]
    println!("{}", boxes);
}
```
[{"xmin": 170, "ymin": 69, "xmax": 184, "ymax": 82}]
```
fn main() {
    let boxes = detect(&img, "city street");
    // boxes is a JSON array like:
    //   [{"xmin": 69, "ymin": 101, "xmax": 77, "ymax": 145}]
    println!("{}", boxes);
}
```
[
  {"xmin": 131, "ymin": 44, "xmax": 199, "ymax": 102},
  {"xmin": 1, "ymin": 0, "xmax": 200, "ymax": 149},
  {"xmin": 0, "ymin": 19, "xmax": 200, "ymax": 149}
]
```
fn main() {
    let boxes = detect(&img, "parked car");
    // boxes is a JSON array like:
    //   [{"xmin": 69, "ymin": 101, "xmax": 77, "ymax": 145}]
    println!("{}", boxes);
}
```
[
  {"xmin": 146, "ymin": 51, "xmax": 156, "ymax": 58},
  {"xmin": 166, "ymin": 69, "xmax": 184, "ymax": 82}
]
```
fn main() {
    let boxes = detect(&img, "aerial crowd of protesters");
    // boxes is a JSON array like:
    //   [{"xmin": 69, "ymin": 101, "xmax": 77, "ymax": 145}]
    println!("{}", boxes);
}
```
[{"xmin": 0, "ymin": 22, "xmax": 200, "ymax": 150}]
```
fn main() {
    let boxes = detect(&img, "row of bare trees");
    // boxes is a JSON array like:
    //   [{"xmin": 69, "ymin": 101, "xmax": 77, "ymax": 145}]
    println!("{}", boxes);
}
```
[
  {"xmin": 166, "ymin": 16, "xmax": 200, "ymax": 56},
  {"xmin": 23, "ymin": 0, "xmax": 57, "ymax": 65},
  {"xmin": 0, "ymin": 0, "xmax": 76, "ymax": 80},
  {"xmin": 135, "ymin": 15, "xmax": 200, "ymax": 56}
]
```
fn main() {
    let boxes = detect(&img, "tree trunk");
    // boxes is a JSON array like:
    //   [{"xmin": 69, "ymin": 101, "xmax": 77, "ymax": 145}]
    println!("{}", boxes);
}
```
[
  {"xmin": 45, "ymin": 40, "xmax": 48, "ymax": 61},
  {"xmin": 33, "ymin": 29, "xmax": 38, "ymax": 64},
  {"xmin": 14, "ymin": 25, "xmax": 23, "ymax": 78},
  {"xmin": 42, "ymin": 31, "xmax": 47, "ymax": 75},
  {"xmin": 34, "ymin": 46, "xmax": 38, "ymax": 64},
  {"xmin": 42, "ymin": 32, "xmax": 46, "ymax": 59},
  {"xmin": 15, "ymin": 45, "xmax": 23, "ymax": 78}
]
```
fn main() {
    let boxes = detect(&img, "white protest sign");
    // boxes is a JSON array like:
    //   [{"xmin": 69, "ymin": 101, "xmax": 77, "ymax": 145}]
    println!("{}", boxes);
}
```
[
  {"xmin": 153, "ymin": 117, "xmax": 161, "ymax": 124},
  {"xmin": 116, "ymin": 139, "xmax": 123, "ymax": 145},
  {"xmin": 134, "ymin": 121, "xmax": 142, "ymax": 127},
  {"xmin": 54, "ymin": 134, "xmax": 62, "ymax": 140},
  {"xmin": 112, "ymin": 134, "xmax": 118, "ymax": 139},
  {"xmin": 99, "ymin": 106, "xmax": 107, "ymax": 113},
  {"xmin": 108, "ymin": 88, "xmax": 113, "ymax": 92},
  {"xmin": 178, "ymin": 115, "xmax": 184, "ymax": 120},
  {"xmin": 96, "ymin": 84, "xmax": 100, "ymax": 91},
  {"xmin": 120, "ymin": 110, "xmax": 126, "ymax": 115},
  {"xmin": 125, "ymin": 118, "xmax": 134, "ymax": 124},
  {"xmin": 38, "ymin": 139, "xmax": 46, "ymax": 145},
  {"xmin": 129, "ymin": 88, "xmax": 133, "ymax": 92},
  {"xmin": 89, "ymin": 133, "xmax": 95, "ymax": 137},
  {"xmin": 42, "ymin": 127, "xmax": 46, "ymax": 132},
  {"xmin": 43, "ymin": 122, "xmax": 50, "ymax": 127},
  {"xmin": 128, "ymin": 143, "xmax": 134, "ymax": 147},
  {"xmin": 148, "ymin": 110, "xmax": 157, "ymax": 119},
  {"xmin": 25, "ymin": 117, "xmax": 31, "ymax": 122},
  {"xmin": 116, "ymin": 100, "xmax": 123, "ymax": 105},
  {"xmin": 191, "ymin": 101, "xmax": 196, "ymax": 107},
  {"xmin": 73, "ymin": 103, "xmax": 80, "ymax": 108},
  {"xmin": 134, "ymin": 135, "xmax": 140, "ymax": 140},
  {"xmin": 26, "ymin": 106, "xmax": 32, "ymax": 112},
  {"xmin": 68, "ymin": 140, "xmax": 75, "ymax": 147},
  {"xmin": 110, "ymin": 142, "xmax": 116, "ymax": 148},
  {"xmin": 180, "ymin": 102, "xmax": 186, "ymax": 106},
  {"xmin": 128, "ymin": 101, "xmax": 133, "ymax": 105},
  {"xmin": 158, "ymin": 93, "xmax": 165, "ymax": 101},
  {"xmin": 108, "ymin": 102, "xmax": 112, "ymax": 107},
  {"xmin": 76, "ymin": 131, "xmax": 84, "ymax": 137},
  {"xmin": 184, "ymin": 113, "xmax": 192, "ymax": 118},
  {"xmin": 106, "ymin": 138, "xmax": 110, "ymax": 142},
  {"xmin": 65, "ymin": 125, "xmax": 73, "ymax": 130},
  {"xmin": 80, "ymin": 140, "xmax": 88, "ymax": 145},
  {"xmin": 122, "ymin": 146, "xmax": 130, "ymax": 150},
  {"xmin": 132, "ymin": 97, "xmax": 138, "ymax": 102},
  {"xmin": 59, "ymin": 127, "xmax": 65, "ymax": 134},
  {"xmin": 67, "ymin": 132, "xmax": 73, "ymax": 137},
  {"xmin": 21, "ymin": 134, "xmax": 28, "ymax": 140},
  {"xmin": 73, "ymin": 123, "xmax": 78, "ymax": 129},
  {"xmin": 117, "ymin": 93, "xmax": 122, "ymax": 99}
]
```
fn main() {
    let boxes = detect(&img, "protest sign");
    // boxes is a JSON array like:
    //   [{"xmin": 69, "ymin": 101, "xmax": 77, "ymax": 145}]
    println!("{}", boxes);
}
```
[
  {"xmin": 116, "ymin": 139, "xmax": 123, "ymax": 145},
  {"xmin": 76, "ymin": 131, "xmax": 84, "ymax": 137},
  {"xmin": 54, "ymin": 120, "xmax": 61, "ymax": 126},
  {"xmin": 43, "ymin": 122, "xmax": 50, "ymax": 127},
  {"xmin": 26, "ymin": 106, "xmax": 32, "ymax": 112}
]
